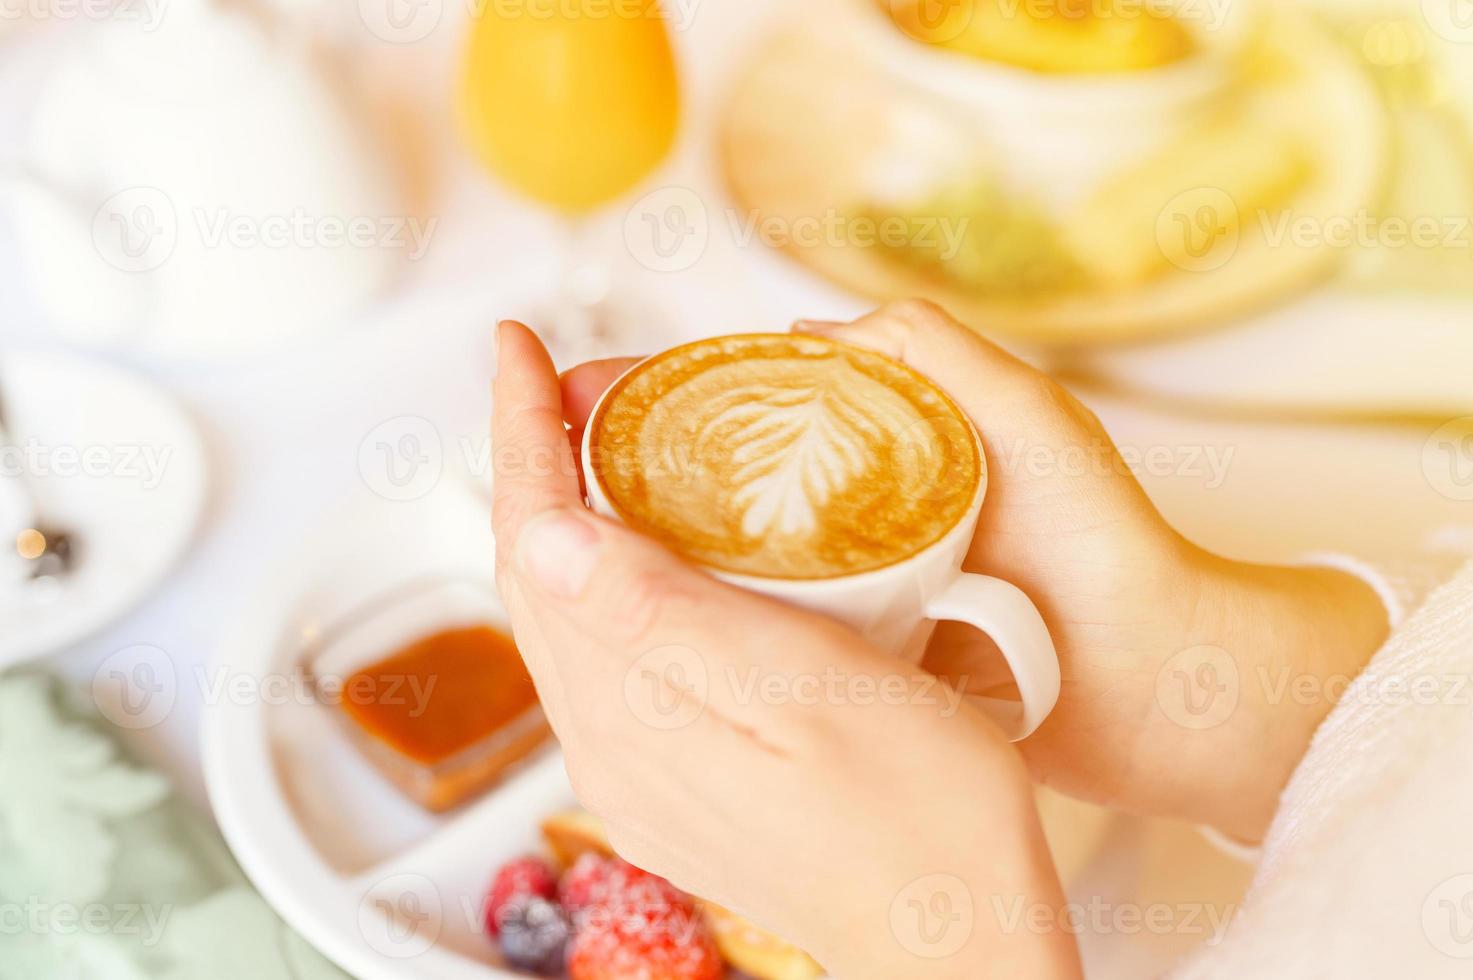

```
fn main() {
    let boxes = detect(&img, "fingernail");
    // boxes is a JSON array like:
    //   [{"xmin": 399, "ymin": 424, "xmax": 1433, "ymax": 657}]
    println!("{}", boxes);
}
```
[
  {"xmin": 792, "ymin": 319, "xmax": 839, "ymax": 335},
  {"xmin": 491, "ymin": 320, "xmax": 507, "ymax": 381},
  {"xmin": 518, "ymin": 509, "xmax": 601, "ymax": 598}
]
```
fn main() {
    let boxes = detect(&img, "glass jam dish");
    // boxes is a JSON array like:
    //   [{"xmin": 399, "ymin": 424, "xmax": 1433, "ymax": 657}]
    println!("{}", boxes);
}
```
[{"xmin": 303, "ymin": 579, "xmax": 551, "ymax": 812}]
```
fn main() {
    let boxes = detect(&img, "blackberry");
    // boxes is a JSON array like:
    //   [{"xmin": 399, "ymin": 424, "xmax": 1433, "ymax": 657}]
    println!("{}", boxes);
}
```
[{"xmin": 498, "ymin": 894, "xmax": 571, "ymax": 976}]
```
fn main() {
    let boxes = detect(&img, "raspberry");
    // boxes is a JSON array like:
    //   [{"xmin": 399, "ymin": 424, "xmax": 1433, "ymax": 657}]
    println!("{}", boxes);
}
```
[
  {"xmin": 486, "ymin": 856, "xmax": 559, "ymax": 938},
  {"xmin": 567, "ymin": 871, "xmax": 722, "ymax": 980},
  {"xmin": 498, "ymin": 895, "xmax": 571, "ymax": 977}
]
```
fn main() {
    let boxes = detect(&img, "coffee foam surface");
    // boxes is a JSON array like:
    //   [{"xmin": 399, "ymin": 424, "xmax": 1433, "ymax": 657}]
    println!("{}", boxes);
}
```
[{"xmin": 590, "ymin": 334, "xmax": 982, "ymax": 579}]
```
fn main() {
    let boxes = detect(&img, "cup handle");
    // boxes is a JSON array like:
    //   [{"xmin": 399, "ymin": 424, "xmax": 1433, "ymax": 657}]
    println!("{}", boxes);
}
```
[{"xmin": 923, "ymin": 573, "xmax": 1060, "ymax": 742}]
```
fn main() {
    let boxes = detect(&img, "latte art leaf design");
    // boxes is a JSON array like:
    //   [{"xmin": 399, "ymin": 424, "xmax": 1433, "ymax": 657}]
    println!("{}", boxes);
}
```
[
  {"xmin": 593, "ymin": 336, "xmax": 982, "ymax": 579},
  {"xmin": 696, "ymin": 382, "xmax": 913, "ymax": 539}
]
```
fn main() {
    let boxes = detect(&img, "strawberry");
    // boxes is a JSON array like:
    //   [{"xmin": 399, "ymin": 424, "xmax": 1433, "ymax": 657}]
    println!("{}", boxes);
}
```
[
  {"xmin": 559, "ymin": 855, "xmax": 669, "ymax": 916},
  {"xmin": 485, "ymin": 856, "xmax": 559, "ymax": 938},
  {"xmin": 567, "ymin": 868, "xmax": 722, "ymax": 980}
]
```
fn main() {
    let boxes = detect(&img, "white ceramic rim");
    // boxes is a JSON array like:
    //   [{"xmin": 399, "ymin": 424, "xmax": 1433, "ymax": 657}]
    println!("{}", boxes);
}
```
[
  {"xmin": 578, "ymin": 334, "xmax": 990, "ymax": 597},
  {"xmin": 0, "ymin": 350, "xmax": 209, "ymax": 666}
]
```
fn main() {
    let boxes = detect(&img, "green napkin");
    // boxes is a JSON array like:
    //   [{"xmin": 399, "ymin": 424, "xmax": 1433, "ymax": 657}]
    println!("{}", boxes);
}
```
[{"xmin": 0, "ymin": 673, "xmax": 347, "ymax": 979}]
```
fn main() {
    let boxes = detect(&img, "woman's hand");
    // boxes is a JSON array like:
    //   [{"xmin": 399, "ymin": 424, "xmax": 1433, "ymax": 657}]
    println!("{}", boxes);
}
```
[
  {"xmin": 559, "ymin": 301, "xmax": 1390, "ymax": 843},
  {"xmin": 491, "ymin": 321, "xmax": 1082, "ymax": 980},
  {"xmin": 795, "ymin": 302, "xmax": 1389, "ymax": 841}
]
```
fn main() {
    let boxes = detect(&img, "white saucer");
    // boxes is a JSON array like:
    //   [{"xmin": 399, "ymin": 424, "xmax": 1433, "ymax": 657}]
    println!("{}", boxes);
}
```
[
  {"xmin": 203, "ymin": 478, "xmax": 577, "ymax": 980},
  {"xmin": 0, "ymin": 351, "xmax": 207, "ymax": 666}
]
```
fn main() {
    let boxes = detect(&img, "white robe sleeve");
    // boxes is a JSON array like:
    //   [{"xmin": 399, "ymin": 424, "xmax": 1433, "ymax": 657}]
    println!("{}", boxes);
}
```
[{"xmin": 1174, "ymin": 553, "xmax": 1473, "ymax": 979}]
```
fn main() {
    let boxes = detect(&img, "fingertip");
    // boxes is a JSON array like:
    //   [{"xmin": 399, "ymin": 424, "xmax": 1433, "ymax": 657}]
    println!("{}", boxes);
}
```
[
  {"xmin": 495, "ymin": 319, "xmax": 527, "ymax": 352},
  {"xmin": 489, "ymin": 320, "xmax": 582, "ymax": 533},
  {"xmin": 493, "ymin": 321, "xmax": 560, "ymax": 387},
  {"xmin": 791, "ymin": 319, "xmax": 844, "ymax": 335},
  {"xmin": 559, "ymin": 357, "xmax": 643, "ymax": 428},
  {"xmin": 496, "ymin": 320, "xmax": 542, "ymax": 359},
  {"xmin": 801, "ymin": 319, "xmax": 903, "ymax": 360}
]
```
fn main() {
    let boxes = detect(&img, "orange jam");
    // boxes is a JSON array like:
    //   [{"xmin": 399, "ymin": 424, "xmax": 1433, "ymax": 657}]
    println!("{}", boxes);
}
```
[{"xmin": 338, "ymin": 625, "xmax": 549, "ymax": 810}]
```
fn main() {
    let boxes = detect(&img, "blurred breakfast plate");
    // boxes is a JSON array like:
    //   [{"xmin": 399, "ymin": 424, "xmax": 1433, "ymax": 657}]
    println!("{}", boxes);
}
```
[
  {"xmin": 202, "ymin": 477, "xmax": 1117, "ymax": 980},
  {"xmin": 721, "ymin": 1, "xmax": 1388, "ymax": 347},
  {"xmin": 0, "ymin": 351, "xmax": 207, "ymax": 666},
  {"xmin": 203, "ymin": 477, "xmax": 571, "ymax": 980},
  {"xmin": 202, "ymin": 479, "xmax": 830, "ymax": 980},
  {"xmin": 1071, "ymin": 5, "xmax": 1473, "ymax": 417},
  {"xmin": 201, "ymin": 477, "xmax": 843, "ymax": 980}
]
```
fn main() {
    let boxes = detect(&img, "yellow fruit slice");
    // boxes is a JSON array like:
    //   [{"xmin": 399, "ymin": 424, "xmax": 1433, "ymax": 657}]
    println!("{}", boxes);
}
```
[
  {"xmin": 1065, "ymin": 114, "xmax": 1314, "ymax": 289},
  {"xmin": 539, "ymin": 809, "xmax": 614, "ymax": 867},
  {"xmin": 887, "ymin": 0, "xmax": 1195, "ymax": 73},
  {"xmin": 699, "ymin": 902, "xmax": 824, "ymax": 980}
]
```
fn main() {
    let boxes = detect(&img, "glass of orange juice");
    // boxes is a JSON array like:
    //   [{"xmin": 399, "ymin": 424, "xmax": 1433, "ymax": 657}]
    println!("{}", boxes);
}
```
[{"xmin": 460, "ymin": 0, "xmax": 681, "ymax": 353}]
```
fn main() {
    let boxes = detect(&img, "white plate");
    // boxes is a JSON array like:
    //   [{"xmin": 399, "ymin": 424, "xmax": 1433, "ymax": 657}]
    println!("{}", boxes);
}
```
[
  {"xmin": 202, "ymin": 476, "xmax": 1124, "ymax": 980},
  {"xmin": 203, "ymin": 478, "xmax": 577, "ymax": 980},
  {"xmin": 0, "ymin": 351, "xmax": 207, "ymax": 665}
]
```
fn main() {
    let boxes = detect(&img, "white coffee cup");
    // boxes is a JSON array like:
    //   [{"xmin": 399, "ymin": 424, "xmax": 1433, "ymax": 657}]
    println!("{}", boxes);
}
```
[{"xmin": 579, "ymin": 356, "xmax": 1061, "ymax": 742}]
